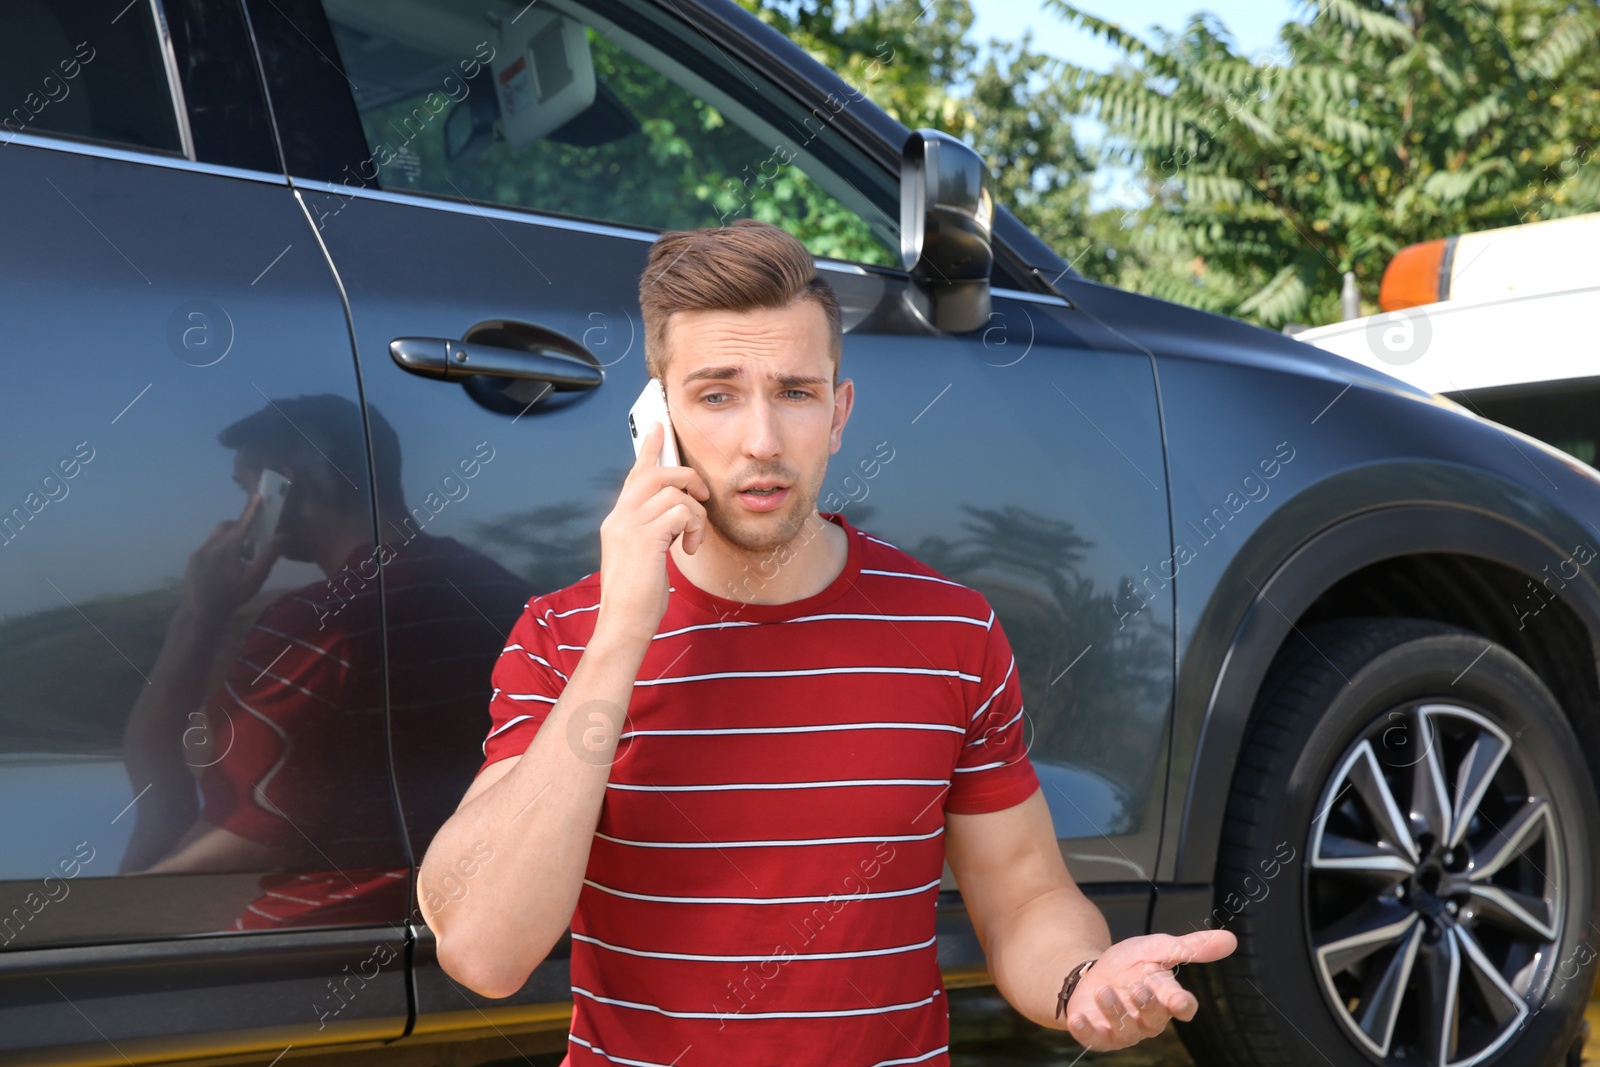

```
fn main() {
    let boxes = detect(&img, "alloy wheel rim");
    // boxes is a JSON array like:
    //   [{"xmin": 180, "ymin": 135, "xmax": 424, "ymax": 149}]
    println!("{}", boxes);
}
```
[{"xmin": 1305, "ymin": 701, "xmax": 1563, "ymax": 1067}]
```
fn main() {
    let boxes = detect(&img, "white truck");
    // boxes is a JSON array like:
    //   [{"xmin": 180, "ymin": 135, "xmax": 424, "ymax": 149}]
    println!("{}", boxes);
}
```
[{"xmin": 1295, "ymin": 212, "xmax": 1600, "ymax": 467}]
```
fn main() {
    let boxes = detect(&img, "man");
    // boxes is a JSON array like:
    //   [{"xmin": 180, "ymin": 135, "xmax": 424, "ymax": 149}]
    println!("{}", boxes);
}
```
[
  {"xmin": 419, "ymin": 220, "xmax": 1234, "ymax": 1065},
  {"xmin": 121, "ymin": 395, "xmax": 529, "ymax": 936}
]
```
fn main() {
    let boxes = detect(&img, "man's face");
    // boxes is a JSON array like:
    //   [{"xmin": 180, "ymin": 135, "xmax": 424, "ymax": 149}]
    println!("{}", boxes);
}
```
[{"xmin": 661, "ymin": 299, "xmax": 853, "ymax": 556}]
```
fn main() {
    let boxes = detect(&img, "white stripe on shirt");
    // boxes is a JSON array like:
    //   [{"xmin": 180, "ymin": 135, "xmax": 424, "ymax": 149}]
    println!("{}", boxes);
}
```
[
  {"xmin": 783, "ymin": 612, "xmax": 988, "ymax": 627},
  {"xmin": 257, "ymin": 625, "xmax": 353, "ymax": 668},
  {"xmin": 571, "ymin": 984, "xmax": 940, "ymax": 1020},
  {"xmin": 564, "ymin": 1035, "xmax": 688, "ymax": 1067},
  {"xmin": 865, "ymin": 1050, "xmax": 950, "ymax": 1067},
  {"xmin": 966, "ymin": 705, "xmax": 1025, "ymax": 746},
  {"xmin": 654, "ymin": 619, "xmax": 760, "ymax": 639},
  {"xmin": 566, "ymin": 1035, "xmax": 949, "ymax": 1067},
  {"xmin": 593, "ymin": 827, "xmax": 943, "ymax": 850},
  {"xmin": 581, "ymin": 875, "xmax": 942, "ymax": 906},
  {"xmin": 501, "ymin": 645, "xmax": 569, "ymax": 680},
  {"xmin": 970, "ymin": 657, "xmax": 1016, "ymax": 721},
  {"xmin": 224, "ymin": 680, "xmax": 291, "ymax": 818},
  {"xmin": 621, "ymin": 721, "xmax": 964, "ymax": 738},
  {"xmin": 571, "ymin": 931, "xmax": 936, "ymax": 962},
  {"xmin": 860, "ymin": 567, "xmax": 966, "ymax": 589},
  {"xmin": 485, "ymin": 714, "xmax": 537, "ymax": 741},
  {"xmin": 635, "ymin": 666, "xmax": 980, "ymax": 686},
  {"xmin": 606, "ymin": 777, "xmax": 949, "ymax": 793},
  {"xmin": 953, "ymin": 761, "xmax": 1008, "ymax": 773}
]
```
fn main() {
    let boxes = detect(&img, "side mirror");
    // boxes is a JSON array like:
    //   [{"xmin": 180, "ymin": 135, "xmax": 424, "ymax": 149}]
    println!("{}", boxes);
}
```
[{"xmin": 900, "ymin": 129, "xmax": 994, "ymax": 333}]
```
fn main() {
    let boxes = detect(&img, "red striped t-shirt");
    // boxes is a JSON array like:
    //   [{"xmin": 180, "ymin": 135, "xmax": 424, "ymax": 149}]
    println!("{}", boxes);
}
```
[
  {"xmin": 199, "ymin": 533, "xmax": 523, "ymax": 930},
  {"xmin": 478, "ymin": 511, "xmax": 1040, "ymax": 1067}
]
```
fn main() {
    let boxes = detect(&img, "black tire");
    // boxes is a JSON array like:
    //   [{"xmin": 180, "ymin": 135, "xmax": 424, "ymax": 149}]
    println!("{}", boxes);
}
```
[{"xmin": 1177, "ymin": 618, "xmax": 1600, "ymax": 1067}]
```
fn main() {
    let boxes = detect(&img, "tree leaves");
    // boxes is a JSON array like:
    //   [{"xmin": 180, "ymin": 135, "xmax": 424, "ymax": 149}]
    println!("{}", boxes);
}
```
[
  {"xmin": 1045, "ymin": 0, "xmax": 1600, "ymax": 326},
  {"xmin": 732, "ymin": 0, "xmax": 1597, "ymax": 329}
]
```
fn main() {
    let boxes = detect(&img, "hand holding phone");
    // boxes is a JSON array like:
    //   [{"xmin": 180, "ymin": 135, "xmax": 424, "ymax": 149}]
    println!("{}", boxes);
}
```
[
  {"xmin": 242, "ymin": 469, "xmax": 291, "ymax": 563},
  {"xmin": 628, "ymin": 378, "xmax": 680, "ymax": 466},
  {"xmin": 598, "ymin": 390, "xmax": 709, "ymax": 645}
]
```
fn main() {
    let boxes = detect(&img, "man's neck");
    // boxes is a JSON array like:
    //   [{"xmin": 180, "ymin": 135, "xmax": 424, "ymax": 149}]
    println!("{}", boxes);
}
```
[
  {"xmin": 670, "ymin": 510, "xmax": 848, "ymax": 606},
  {"xmin": 316, "ymin": 523, "xmax": 380, "ymax": 579}
]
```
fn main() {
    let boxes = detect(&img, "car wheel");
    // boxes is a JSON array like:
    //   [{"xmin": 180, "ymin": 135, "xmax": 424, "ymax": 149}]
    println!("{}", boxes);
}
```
[{"xmin": 1178, "ymin": 617, "xmax": 1599, "ymax": 1067}]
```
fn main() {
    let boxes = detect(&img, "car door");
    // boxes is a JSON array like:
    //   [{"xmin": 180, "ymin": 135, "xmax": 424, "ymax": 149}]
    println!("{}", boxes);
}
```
[
  {"xmin": 245, "ymin": 0, "xmax": 1175, "ymax": 1029},
  {"xmin": 0, "ymin": 2, "xmax": 412, "ymax": 1063}
]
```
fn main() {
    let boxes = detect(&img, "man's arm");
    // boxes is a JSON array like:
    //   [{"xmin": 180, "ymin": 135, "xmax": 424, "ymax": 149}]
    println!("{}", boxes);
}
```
[
  {"xmin": 120, "ymin": 495, "xmax": 280, "ymax": 874},
  {"xmin": 946, "ymin": 789, "xmax": 1235, "ymax": 1051},
  {"xmin": 419, "ymin": 422, "xmax": 709, "ymax": 999},
  {"xmin": 128, "ymin": 820, "xmax": 282, "ymax": 874}
]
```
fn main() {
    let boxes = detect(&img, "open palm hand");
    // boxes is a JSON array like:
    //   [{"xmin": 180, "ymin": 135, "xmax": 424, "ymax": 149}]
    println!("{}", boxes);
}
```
[{"xmin": 1062, "ymin": 929, "xmax": 1237, "ymax": 1051}]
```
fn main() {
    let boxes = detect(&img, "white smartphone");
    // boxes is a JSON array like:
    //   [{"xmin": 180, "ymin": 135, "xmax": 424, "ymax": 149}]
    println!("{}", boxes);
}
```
[
  {"xmin": 243, "ymin": 469, "xmax": 291, "ymax": 563},
  {"xmin": 628, "ymin": 378, "xmax": 680, "ymax": 466}
]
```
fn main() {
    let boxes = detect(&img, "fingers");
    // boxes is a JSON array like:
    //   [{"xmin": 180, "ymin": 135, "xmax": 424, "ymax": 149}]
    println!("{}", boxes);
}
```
[
  {"xmin": 622, "ymin": 427, "xmax": 709, "ymax": 504},
  {"xmin": 648, "ymin": 501, "xmax": 705, "ymax": 555},
  {"xmin": 242, "ymin": 532, "xmax": 283, "ymax": 578},
  {"xmin": 217, "ymin": 492, "xmax": 262, "ymax": 553},
  {"xmin": 637, "ymin": 484, "xmax": 707, "ymax": 530},
  {"xmin": 1161, "ymin": 928, "xmax": 1237, "ymax": 967},
  {"xmin": 1067, "ymin": 972, "xmax": 1185, "ymax": 1051},
  {"xmin": 1126, "ymin": 981, "xmax": 1172, "ymax": 1037},
  {"xmin": 1065, "ymin": 930, "xmax": 1231, "ymax": 1050},
  {"xmin": 631, "ymin": 420, "xmax": 663, "ymax": 472},
  {"xmin": 635, "ymin": 482, "xmax": 708, "ymax": 554},
  {"xmin": 1144, "ymin": 966, "xmax": 1198, "ymax": 1021}
]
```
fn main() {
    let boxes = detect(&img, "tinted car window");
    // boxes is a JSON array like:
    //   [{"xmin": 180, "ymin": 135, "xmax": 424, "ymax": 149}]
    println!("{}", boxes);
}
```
[
  {"xmin": 164, "ymin": 0, "xmax": 280, "ymax": 172},
  {"xmin": 1454, "ymin": 378, "xmax": 1600, "ymax": 469},
  {"xmin": 313, "ymin": 0, "xmax": 900, "ymax": 266},
  {"xmin": 0, "ymin": 0, "xmax": 183, "ymax": 154}
]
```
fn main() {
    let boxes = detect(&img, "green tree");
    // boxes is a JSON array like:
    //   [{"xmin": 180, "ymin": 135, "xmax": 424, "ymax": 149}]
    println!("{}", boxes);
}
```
[
  {"xmin": 738, "ymin": 0, "xmax": 1107, "ymax": 275},
  {"xmin": 1046, "ymin": 0, "xmax": 1600, "ymax": 326}
]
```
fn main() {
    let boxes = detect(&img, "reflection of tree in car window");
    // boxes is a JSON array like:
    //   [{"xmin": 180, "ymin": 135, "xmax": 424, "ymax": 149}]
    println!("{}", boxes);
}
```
[{"xmin": 353, "ymin": 24, "xmax": 897, "ymax": 266}]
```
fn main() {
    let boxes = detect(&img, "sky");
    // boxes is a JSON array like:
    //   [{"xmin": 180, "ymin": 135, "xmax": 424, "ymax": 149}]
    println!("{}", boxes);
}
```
[
  {"xmin": 967, "ymin": 0, "xmax": 1302, "ymax": 69},
  {"xmin": 964, "ymin": 0, "xmax": 1302, "ymax": 209}
]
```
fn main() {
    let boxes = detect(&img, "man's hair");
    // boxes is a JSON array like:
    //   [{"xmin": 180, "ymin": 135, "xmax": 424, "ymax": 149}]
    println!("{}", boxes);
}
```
[
  {"xmin": 638, "ymin": 218, "xmax": 842, "ymax": 383},
  {"xmin": 219, "ymin": 394, "xmax": 403, "ymax": 512}
]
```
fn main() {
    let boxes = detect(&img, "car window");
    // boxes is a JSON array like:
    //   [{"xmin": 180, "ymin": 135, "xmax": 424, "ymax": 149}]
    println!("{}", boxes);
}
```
[
  {"xmin": 1455, "ymin": 379, "xmax": 1600, "ymax": 469},
  {"xmin": 0, "ymin": 0, "xmax": 184, "ymax": 155},
  {"xmin": 164, "ymin": 0, "xmax": 281, "ymax": 172},
  {"xmin": 314, "ymin": 0, "xmax": 901, "ymax": 267}
]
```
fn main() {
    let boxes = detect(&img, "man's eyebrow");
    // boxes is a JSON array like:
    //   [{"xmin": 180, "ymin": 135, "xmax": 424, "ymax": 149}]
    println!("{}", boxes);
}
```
[
  {"xmin": 679, "ymin": 365, "xmax": 830, "ymax": 388},
  {"xmin": 681, "ymin": 365, "xmax": 742, "ymax": 384}
]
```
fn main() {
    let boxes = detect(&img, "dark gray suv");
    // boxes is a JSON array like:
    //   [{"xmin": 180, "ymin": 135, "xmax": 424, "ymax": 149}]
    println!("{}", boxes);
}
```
[{"xmin": 2, "ymin": 2, "xmax": 1597, "ymax": 1066}]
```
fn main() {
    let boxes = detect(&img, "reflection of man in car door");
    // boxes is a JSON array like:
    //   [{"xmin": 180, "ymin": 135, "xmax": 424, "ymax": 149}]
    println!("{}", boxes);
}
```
[{"xmin": 119, "ymin": 394, "xmax": 531, "ymax": 931}]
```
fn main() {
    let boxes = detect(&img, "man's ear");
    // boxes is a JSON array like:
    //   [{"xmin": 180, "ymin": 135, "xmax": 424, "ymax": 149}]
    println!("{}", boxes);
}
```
[{"xmin": 829, "ymin": 377, "xmax": 855, "ymax": 454}]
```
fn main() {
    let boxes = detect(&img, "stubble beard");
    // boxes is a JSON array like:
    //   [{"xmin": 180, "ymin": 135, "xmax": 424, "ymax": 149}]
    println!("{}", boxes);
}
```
[{"xmin": 703, "ymin": 463, "xmax": 826, "ymax": 562}]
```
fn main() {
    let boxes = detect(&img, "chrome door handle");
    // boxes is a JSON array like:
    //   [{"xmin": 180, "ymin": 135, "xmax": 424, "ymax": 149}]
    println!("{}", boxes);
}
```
[{"xmin": 389, "ymin": 337, "xmax": 602, "ymax": 389}]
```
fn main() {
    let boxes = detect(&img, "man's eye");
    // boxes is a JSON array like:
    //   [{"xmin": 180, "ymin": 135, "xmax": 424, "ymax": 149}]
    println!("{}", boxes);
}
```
[
  {"xmin": 782, "ymin": 390, "xmax": 811, "ymax": 400},
  {"xmin": 702, "ymin": 392, "xmax": 729, "ymax": 404}
]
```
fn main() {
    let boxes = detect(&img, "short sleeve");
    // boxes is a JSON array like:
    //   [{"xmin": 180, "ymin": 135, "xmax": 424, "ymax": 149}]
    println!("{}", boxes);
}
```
[
  {"xmin": 946, "ymin": 608, "xmax": 1040, "ymax": 815},
  {"xmin": 477, "ymin": 597, "xmax": 570, "ymax": 776},
  {"xmin": 199, "ymin": 604, "xmax": 355, "ymax": 848}
]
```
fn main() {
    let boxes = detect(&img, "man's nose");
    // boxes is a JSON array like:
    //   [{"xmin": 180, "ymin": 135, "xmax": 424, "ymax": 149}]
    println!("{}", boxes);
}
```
[{"xmin": 741, "ymin": 397, "xmax": 782, "ymax": 459}]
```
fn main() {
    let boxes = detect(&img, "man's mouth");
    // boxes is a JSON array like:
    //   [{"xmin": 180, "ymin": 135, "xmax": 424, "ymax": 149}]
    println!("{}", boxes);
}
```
[{"xmin": 736, "ymin": 481, "xmax": 791, "ymax": 511}]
